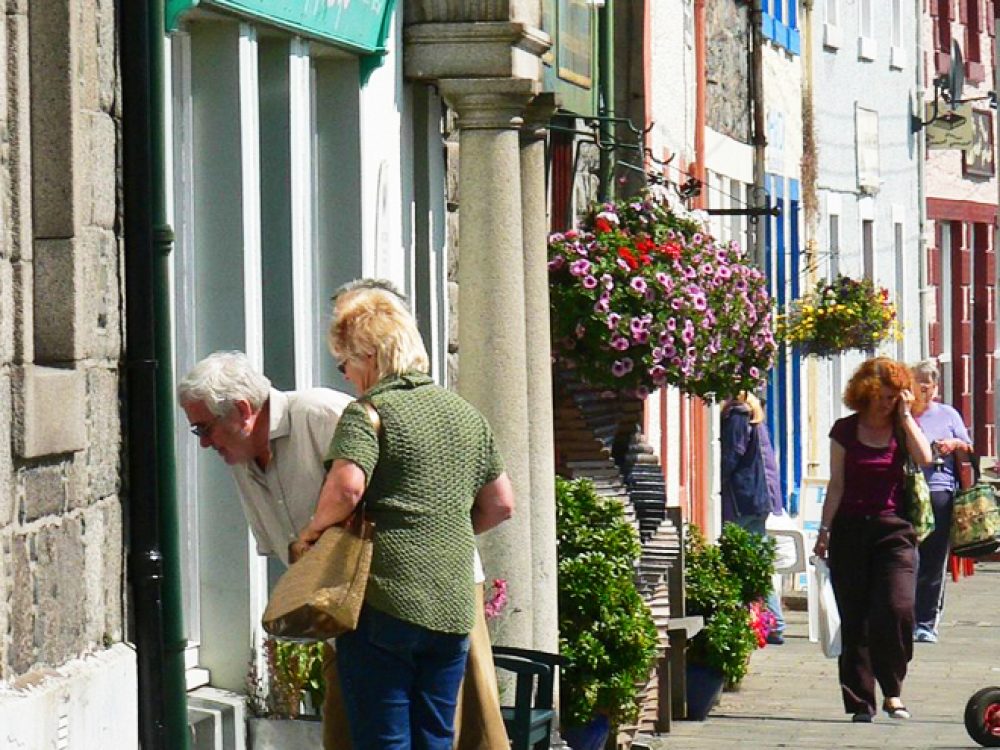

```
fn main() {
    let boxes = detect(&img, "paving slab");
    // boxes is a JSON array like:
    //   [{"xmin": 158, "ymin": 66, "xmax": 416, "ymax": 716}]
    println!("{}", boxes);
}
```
[{"xmin": 640, "ymin": 562, "xmax": 1000, "ymax": 749}]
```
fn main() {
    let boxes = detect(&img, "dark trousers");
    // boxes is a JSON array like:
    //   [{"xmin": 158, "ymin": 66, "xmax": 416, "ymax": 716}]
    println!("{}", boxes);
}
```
[
  {"xmin": 828, "ymin": 513, "xmax": 917, "ymax": 714},
  {"xmin": 914, "ymin": 490, "xmax": 954, "ymax": 632}
]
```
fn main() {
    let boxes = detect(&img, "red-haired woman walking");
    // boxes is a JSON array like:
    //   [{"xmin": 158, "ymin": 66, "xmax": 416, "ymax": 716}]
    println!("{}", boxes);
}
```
[{"xmin": 813, "ymin": 357, "xmax": 932, "ymax": 723}]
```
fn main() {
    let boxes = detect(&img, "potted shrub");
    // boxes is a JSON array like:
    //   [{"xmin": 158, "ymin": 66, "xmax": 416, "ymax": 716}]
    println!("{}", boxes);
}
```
[
  {"xmin": 777, "ymin": 274, "xmax": 899, "ymax": 357},
  {"xmin": 246, "ymin": 638, "xmax": 325, "ymax": 749},
  {"xmin": 556, "ymin": 477, "xmax": 659, "ymax": 748},
  {"xmin": 682, "ymin": 526, "xmax": 758, "ymax": 719},
  {"xmin": 548, "ymin": 188, "xmax": 775, "ymax": 400},
  {"xmin": 717, "ymin": 523, "xmax": 778, "ymax": 688}
]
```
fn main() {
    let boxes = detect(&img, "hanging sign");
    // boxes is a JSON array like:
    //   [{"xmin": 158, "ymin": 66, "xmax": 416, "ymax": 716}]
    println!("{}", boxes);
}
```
[
  {"xmin": 166, "ymin": 0, "xmax": 396, "ymax": 54},
  {"xmin": 962, "ymin": 109, "xmax": 994, "ymax": 177},
  {"xmin": 926, "ymin": 103, "xmax": 974, "ymax": 150}
]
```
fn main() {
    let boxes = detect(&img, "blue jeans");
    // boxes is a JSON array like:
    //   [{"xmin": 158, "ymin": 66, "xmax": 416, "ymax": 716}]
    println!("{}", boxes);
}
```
[{"xmin": 336, "ymin": 606, "xmax": 470, "ymax": 749}]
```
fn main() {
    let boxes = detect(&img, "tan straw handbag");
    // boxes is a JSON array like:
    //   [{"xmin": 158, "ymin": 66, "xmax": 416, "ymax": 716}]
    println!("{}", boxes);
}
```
[
  {"xmin": 262, "ymin": 400, "xmax": 380, "ymax": 640},
  {"xmin": 261, "ymin": 509, "xmax": 374, "ymax": 640}
]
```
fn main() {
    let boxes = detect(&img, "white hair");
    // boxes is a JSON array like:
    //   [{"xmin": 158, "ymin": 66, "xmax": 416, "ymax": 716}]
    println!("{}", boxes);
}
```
[
  {"xmin": 176, "ymin": 351, "xmax": 271, "ymax": 416},
  {"xmin": 911, "ymin": 359, "xmax": 939, "ymax": 384}
]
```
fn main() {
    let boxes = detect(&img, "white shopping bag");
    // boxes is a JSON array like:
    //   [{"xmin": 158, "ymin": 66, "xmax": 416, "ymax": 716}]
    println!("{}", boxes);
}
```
[{"xmin": 809, "ymin": 556, "xmax": 841, "ymax": 658}]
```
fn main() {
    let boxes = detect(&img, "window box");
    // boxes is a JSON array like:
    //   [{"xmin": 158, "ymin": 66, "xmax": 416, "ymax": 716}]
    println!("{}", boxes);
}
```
[
  {"xmin": 823, "ymin": 22, "xmax": 841, "ymax": 49},
  {"xmin": 858, "ymin": 35, "xmax": 877, "ymax": 61},
  {"xmin": 890, "ymin": 45, "xmax": 906, "ymax": 70},
  {"xmin": 965, "ymin": 60, "xmax": 986, "ymax": 84}
]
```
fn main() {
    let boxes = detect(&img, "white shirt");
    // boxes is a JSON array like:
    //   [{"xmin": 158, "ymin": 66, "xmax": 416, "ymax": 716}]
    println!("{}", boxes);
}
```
[{"xmin": 230, "ymin": 387, "xmax": 352, "ymax": 567}]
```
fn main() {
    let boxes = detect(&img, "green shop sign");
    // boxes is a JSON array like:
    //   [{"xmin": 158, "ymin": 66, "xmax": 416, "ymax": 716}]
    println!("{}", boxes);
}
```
[{"xmin": 166, "ymin": 0, "xmax": 396, "ymax": 55}]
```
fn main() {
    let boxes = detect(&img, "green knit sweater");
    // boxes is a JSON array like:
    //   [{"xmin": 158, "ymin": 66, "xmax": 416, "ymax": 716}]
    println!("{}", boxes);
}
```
[{"xmin": 325, "ymin": 372, "xmax": 504, "ymax": 634}]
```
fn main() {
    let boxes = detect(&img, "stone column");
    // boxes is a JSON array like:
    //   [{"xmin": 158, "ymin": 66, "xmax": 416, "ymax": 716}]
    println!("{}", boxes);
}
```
[
  {"xmin": 439, "ymin": 77, "xmax": 536, "ymax": 648},
  {"xmin": 520, "ymin": 93, "xmax": 559, "ymax": 653}
]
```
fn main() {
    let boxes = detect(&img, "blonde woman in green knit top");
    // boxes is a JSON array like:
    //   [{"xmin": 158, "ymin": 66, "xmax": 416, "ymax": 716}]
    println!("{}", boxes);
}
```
[{"xmin": 295, "ymin": 283, "xmax": 515, "ymax": 750}]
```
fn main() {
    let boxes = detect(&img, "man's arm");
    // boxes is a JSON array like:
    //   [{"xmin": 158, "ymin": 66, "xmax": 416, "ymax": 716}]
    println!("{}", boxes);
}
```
[{"xmin": 472, "ymin": 472, "xmax": 515, "ymax": 534}]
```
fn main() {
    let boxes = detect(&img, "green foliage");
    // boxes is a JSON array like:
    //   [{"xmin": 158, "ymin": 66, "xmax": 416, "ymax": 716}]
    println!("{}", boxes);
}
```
[
  {"xmin": 684, "ymin": 526, "xmax": 757, "ymax": 684},
  {"xmin": 718, "ymin": 522, "xmax": 777, "ymax": 604},
  {"xmin": 556, "ymin": 477, "xmax": 659, "ymax": 729},
  {"xmin": 247, "ymin": 638, "xmax": 326, "ymax": 718}
]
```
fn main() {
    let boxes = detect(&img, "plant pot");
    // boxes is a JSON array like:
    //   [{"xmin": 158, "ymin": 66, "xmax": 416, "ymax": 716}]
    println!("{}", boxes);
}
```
[
  {"xmin": 563, "ymin": 714, "xmax": 611, "ymax": 750},
  {"xmin": 685, "ymin": 663, "xmax": 725, "ymax": 721},
  {"xmin": 247, "ymin": 716, "xmax": 323, "ymax": 749}
]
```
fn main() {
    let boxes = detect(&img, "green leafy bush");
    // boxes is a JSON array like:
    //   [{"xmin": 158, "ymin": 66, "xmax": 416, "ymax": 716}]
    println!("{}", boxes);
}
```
[
  {"xmin": 718, "ymin": 522, "xmax": 777, "ymax": 605},
  {"xmin": 556, "ymin": 477, "xmax": 659, "ymax": 730},
  {"xmin": 684, "ymin": 526, "xmax": 757, "ymax": 685}
]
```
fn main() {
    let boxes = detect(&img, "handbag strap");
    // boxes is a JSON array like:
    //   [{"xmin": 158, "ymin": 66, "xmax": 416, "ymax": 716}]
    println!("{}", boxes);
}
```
[
  {"xmin": 893, "ymin": 424, "xmax": 919, "ymax": 474},
  {"xmin": 954, "ymin": 449, "xmax": 981, "ymax": 487}
]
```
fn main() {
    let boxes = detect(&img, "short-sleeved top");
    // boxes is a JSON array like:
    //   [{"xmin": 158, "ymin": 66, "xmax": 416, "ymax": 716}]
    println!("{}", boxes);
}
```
[
  {"xmin": 829, "ymin": 413, "xmax": 906, "ymax": 518},
  {"xmin": 916, "ymin": 401, "xmax": 972, "ymax": 492},
  {"xmin": 326, "ymin": 371, "xmax": 505, "ymax": 635},
  {"xmin": 231, "ymin": 387, "xmax": 353, "ymax": 566}
]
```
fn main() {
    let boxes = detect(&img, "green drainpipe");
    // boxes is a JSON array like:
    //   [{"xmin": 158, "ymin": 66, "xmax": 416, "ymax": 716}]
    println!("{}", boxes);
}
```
[
  {"xmin": 150, "ymin": 2, "xmax": 190, "ymax": 746},
  {"xmin": 120, "ymin": 0, "xmax": 189, "ymax": 747}
]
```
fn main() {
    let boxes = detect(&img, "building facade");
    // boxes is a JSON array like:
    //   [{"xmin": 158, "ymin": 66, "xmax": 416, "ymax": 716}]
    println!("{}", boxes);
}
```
[{"xmin": 0, "ymin": 0, "xmax": 136, "ymax": 746}]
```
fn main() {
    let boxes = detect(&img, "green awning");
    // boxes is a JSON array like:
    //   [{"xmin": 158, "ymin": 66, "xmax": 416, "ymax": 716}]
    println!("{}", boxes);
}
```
[{"xmin": 166, "ymin": 0, "xmax": 396, "ymax": 55}]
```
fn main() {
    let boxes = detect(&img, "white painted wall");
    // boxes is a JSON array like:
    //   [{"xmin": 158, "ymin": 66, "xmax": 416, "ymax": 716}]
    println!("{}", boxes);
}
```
[{"xmin": 0, "ymin": 645, "xmax": 138, "ymax": 750}]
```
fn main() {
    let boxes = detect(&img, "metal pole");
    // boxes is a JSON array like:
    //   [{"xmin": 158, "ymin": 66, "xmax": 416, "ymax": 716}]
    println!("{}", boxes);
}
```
[
  {"xmin": 750, "ymin": 0, "xmax": 767, "ymax": 269},
  {"xmin": 119, "ymin": 0, "xmax": 189, "ymax": 747}
]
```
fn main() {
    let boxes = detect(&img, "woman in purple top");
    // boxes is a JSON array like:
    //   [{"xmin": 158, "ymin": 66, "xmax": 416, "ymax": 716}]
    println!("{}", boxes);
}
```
[
  {"xmin": 910, "ymin": 360, "xmax": 973, "ymax": 643},
  {"xmin": 813, "ymin": 357, "xmax": 932, "ymax": 723}
]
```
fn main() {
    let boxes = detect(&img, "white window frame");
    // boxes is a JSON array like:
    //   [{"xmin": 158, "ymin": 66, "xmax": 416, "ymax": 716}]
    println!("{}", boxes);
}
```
[
  {"xmin": 824, "ymin": 0, "xmax": 842, "ymax": 48},
  {"xmin": 890, "ymin": 0, "xmax": 905, "ymax": 68},
  {"xmin": 858, "ymin": 0, "xmax": 877, "ymax": 60},
  {"xmin": 892, "ymin": 207, "xmax": 906, "ymax": 361}
]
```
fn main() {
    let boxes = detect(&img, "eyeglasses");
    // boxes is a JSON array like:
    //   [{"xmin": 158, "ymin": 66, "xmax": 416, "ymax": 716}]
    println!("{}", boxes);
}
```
[{"xmin": 190, "ymin": 415, "xmax": 222, "ymax": 439}]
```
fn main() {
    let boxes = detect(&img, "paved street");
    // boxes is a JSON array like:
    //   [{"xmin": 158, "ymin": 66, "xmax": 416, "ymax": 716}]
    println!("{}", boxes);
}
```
[{"xmin": 644, "ymin": 562, "xmax": 1000, "ymax": 749}]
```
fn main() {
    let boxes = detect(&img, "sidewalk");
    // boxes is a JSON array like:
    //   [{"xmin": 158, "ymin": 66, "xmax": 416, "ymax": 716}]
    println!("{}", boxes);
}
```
[{"xmin": 642, "ymin": 562, "xmax": 1000, "ymax": 749}]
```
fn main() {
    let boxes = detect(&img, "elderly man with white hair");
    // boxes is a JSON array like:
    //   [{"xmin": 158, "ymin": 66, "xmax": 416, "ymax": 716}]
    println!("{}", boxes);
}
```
[{"xmin": 177, "ymin": 350, "xmax": 354, "ymax": 749}]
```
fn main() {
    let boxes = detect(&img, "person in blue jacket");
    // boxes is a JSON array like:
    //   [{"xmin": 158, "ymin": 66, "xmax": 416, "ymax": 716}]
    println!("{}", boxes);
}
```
[{"xmin": 721, "ymin": 391, "xmax": 786, "ymax": 643}]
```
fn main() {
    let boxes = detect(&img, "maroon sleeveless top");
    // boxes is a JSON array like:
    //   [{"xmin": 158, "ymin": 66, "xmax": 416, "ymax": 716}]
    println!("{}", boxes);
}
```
[{"xmin": 829, "ymin": 413, "xmax": 906, "ymax": 518}]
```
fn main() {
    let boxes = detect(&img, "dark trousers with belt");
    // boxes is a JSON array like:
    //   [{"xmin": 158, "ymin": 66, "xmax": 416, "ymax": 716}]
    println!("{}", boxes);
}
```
[{"xmin": 828, "ymin": 513, "xmax": 916, "ymax": 714}]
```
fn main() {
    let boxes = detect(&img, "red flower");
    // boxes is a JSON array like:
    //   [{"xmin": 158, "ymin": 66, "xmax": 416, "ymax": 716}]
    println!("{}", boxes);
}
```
[
  {"xmin": 595, "ymin": 217, "xmax": 613, "ymax": 234},
  {"xmin": 635, "ymin": 236, "xmax": 656, "ymax": 254},
  {"xmin": 660, "ymin": 242, "xmax": 683, "ymax": 260},
  {"xmin": 618, "ymin": 248, "xmax": 639, "ymax": 270}
]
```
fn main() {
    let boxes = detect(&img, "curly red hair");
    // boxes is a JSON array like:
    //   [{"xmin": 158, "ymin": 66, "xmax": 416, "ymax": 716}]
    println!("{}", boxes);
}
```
[{"xmin": 842, "ymin": 357, "xmax": 913, "ymax": 413}]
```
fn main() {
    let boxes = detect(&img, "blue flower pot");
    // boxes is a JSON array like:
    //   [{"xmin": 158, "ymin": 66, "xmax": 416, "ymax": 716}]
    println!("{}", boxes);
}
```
[
  {"xmin": 685, "ymin": 662, "xmax": 725, "ymax": 721},
  {"xmin": 563, "ymin": 714, "xmax": 610, "ymax": 750}
]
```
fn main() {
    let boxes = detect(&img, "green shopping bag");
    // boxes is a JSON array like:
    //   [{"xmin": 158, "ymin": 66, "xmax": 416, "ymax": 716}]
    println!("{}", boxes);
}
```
[
  {"xmin": 904, "ymin": 459, "xmax": 934, "ymax": 544},
  {"xmin": 950, "ymin": 453, "xmax": 1000, "ymax": 558}
]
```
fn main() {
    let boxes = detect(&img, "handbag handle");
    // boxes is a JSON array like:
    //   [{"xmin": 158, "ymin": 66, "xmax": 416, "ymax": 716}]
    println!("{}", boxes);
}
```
[{"xmin": 952, "ymin": 449, "xmax": 980, "ymax": 488}]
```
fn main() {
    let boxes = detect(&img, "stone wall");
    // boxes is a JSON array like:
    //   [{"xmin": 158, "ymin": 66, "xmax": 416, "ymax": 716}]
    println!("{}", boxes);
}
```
[
  {"xmin": 0, "ymin": 0, "xmax": 124, "ymax": 687},
  {"xmin": 706, "ymin": 0, "xmax": 750, "ymax": 143}
]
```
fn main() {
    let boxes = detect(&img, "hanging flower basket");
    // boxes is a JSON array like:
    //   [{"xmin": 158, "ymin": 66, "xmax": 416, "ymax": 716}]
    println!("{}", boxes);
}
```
[
  {"xmin": 777, "ymin": 275, "xmax": 899, "ymax": 358},
  {"xmin": 547, "ymin": 189, "xmax": 775, "ymax": 400}
]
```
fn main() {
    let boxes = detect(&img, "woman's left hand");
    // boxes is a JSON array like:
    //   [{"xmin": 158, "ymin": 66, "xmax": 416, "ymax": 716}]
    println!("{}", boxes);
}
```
[{"xmin": 936, "ymin": 438, "xmax": 973, "ymax": 456}]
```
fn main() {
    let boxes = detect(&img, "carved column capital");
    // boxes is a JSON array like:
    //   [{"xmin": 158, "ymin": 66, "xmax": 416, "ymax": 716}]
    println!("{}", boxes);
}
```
[
  {"xmin": 520, "ymin": 92, "xmax": 559, "ymax": 143},
  {"xmin": 437, "ymin": 77, "xmax": 537, "ymax": 130}
]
